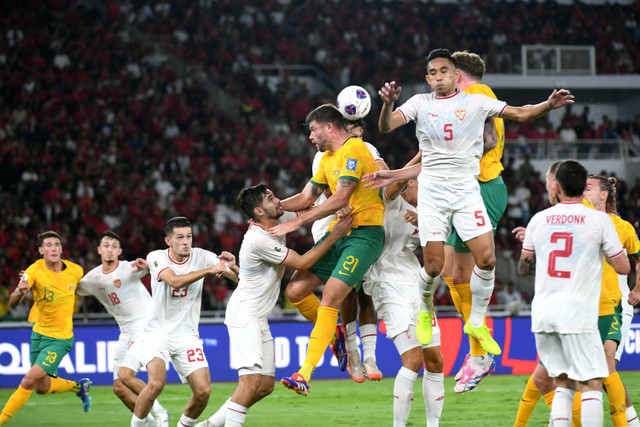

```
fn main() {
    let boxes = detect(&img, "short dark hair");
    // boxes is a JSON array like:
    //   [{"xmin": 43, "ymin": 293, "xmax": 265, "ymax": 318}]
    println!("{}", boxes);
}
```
[
  {"xmin": 555, "ymin": 160, "xmax": 587, "ymax": 198},
  {"xmin": 305, "ymin": 104, "xmax": 345, "ymax": 128},
  {"xmin": 238, "ymin": 183, "xmax": 270, "ymax": 220},
  {"xmin": 426, "ymin": 48, "xmax": 457, "ymax": 69},
  {"xmin": 165, "ymin": 217, "xmax": 192, "ymax": 236},
  {"xmin": 99, "ymin": 229, "xmax": 122, "ymax": 246},
  {"xmin": 452, "ymin": 50, "xmax": 485, "ymax": 80},
  {"xmin": 38, "ymin": 231, "xmax": 62, "ymax": 247},
  {"xmin": 548, "ymin": 160, "xmax": 563, "ymax": 176},
  {"xmin": 588, "ymin": 174, "xmax": 618, "ymax": 214}
]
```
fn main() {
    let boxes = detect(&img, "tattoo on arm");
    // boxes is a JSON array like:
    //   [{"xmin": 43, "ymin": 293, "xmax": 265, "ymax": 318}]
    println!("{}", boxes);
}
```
[
  {"xmin": 338, "ymin": 179, "xmax": 357, "ymax": 189},
  {"xmin": 518, "ymin": 255, "xmax": 536, "ymax": 276},
  {"xmin": 310, "ymin": 183, "xmax": 325, "ymax": 197},
  {"xmin": 483, "ymin": 118, "xmax": 498, "ymax": 153}
]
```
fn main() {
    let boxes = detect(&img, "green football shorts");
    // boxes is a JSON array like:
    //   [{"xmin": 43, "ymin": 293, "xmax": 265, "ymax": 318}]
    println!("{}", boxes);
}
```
[
  {"xmin": 30, "ymin": 331, "xmax": 74, "ymax": 376},
  {"xmin": 310, "ymin": 226, "xmax": 384, "ymax": 289},
  {"xmin": 598, "ymin": 302, "xmax": 623, "ymax": 344}
]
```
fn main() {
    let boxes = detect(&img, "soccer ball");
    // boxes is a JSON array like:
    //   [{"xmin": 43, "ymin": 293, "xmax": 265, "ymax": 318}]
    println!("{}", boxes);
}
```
[{"xmin": 336, "ymin": 85, "xmax": 371, "ymax": 120}]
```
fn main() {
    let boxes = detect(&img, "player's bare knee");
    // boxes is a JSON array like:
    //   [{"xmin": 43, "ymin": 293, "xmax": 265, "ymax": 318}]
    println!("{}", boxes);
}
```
[
  {"xmin": 193, "ymin": 385, "xmax": 211, "ymax": 403},
  {"xmin": 285, "ymin": 283, "xmax": 305, "ymax": 303},
  {"xmin": 112, "ymin": 380, "xmax": 127, "ymax": 398},
  {"xmin": 424, "ymin": 356, "xmax": 443, "ymax": 373},
  {"xmin": 117, "ymin": 366, "xmax": 133, "ymax": 383},
  {"xmin": 146, "ymin": 379, "xmax": 165, "ymax": 397},
  {"xmin": 401, "ymin": 347, "xmax": 423, "ymax": 372},
  {"xmin": 258, "ymin": 382, "xmax": 274, "ymax": 398},
  {"xmin": 476, "ymin": 254, "xmax": 496, "ymax": 271}
]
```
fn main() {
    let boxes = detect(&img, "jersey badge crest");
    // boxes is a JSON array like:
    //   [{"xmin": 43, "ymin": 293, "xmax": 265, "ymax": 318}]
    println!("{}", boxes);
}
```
[
  {"xmin": 274, "ymin": 247, "xmax": 282, "ymax": 252},
  {"xmin": 346, "ymin": 158, "xmax": 358, "ymax": 171},
  {"xmin": 455, "ymin": 109, "xmax": 466, "ymax": 120},
  {"xmin": 113, "ymin": 279, "xmax": 122, "ymax": 288}
]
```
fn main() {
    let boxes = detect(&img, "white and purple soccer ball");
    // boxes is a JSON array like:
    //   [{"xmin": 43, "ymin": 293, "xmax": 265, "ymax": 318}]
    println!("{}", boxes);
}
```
[{"xmin": 336, "ymin": 85, "xmax": 371, "ymax": 120}]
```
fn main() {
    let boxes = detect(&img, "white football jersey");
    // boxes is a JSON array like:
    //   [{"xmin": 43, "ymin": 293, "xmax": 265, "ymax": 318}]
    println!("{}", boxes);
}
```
[
  {"xmin": 310, "ymin": 140, "xmax": 384, "ymax": 242},
  {"xmin": 364, "ymin": 192, "xmax": 421, "ymax": 286},
  {"xmin": 77, "ymin": 261, "xmax": 151, "ymax": 335},
  {"xmin": 225, "ymin": 211, "xmax": 297, "ymax": 327},
  {"xmin": 397, "ymin": 91, "xmax": 506, "ymax": 179},
  {"xmin": 146, "ymin": 247, "xmax": 219, "ymax": 338},
  {"xmin": 523, "ymin": 202, "xmax": 624, "ymax": 333}
]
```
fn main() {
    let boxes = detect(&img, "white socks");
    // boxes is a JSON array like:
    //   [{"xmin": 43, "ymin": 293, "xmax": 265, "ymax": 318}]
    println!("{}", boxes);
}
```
[
  {"xmin": 225, "ymin": 400, "xmax": 248, "ymax": 427},
  {"xmin": 130, "ymin": 415, "xmax": 145, "ymax": 427},
  {"xmin": 203, "ymin": 398, "xmax": 230, "ymax": 427},
  {"xmin": 418, "ymin": 268, "xmax": 440, "ymax": 313},
  {"xmin": 178, "ymin": 414, "xmax": 197, "ymax": 427},
  {"xmin": 551, "ymin": 387, "xmax": 575, "ymax": 427},
  {"xmin": 580, "ymin": 391, "xmax": 603, "ymax": 427},
  {"xmin": 393, "ymin": 366, "xmax": 418, "ymax": 427},
  {"xmin": 151, "ymin": 400, "xmax": 166, "ymax": 416},
  {"xmin": 628, "ymin": 405, "xmax": 640, "ymax": 426},
  {"xmin": 359, "ymin": 323, "xmax": 378, "ymax": 362},
  {"xmin": 345, "ymin": 321, "xmax": 361, "ymax": 363},
  {"xmin": 469, "ymin": 354, "xmax": 491, "ymax": 371},
  {"xmin": 469, "ymin": 266, "xmax": 495, "ymax": 327},
  {"xmin": 423, "ymin": 370, "xmax": 444, "ymax": 427}
]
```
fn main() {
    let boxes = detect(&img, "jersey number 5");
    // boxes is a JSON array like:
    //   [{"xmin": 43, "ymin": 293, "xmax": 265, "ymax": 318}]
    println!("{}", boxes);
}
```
[
  {"xmin": 444, "ymin": 124, "xmax": 453, "ymax": 141},
  {"xmin": 548, "ymin": 232, "xmax": 573, "ymax": 278}
]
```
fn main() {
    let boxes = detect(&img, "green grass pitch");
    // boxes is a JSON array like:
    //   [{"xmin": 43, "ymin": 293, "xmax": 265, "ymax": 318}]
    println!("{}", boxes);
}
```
[{"xmin": 1, "ymin": 372, "xmax": 639, "ymax": 426}]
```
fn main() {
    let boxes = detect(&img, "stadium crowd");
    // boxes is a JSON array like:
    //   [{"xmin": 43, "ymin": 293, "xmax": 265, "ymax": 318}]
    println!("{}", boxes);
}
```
[{"xmin": 1, "ymin": 0, "xmax": 640, "ymax": 317}]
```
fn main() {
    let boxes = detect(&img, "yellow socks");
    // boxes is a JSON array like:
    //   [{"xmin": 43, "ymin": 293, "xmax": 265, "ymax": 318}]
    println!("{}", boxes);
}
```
[
  {"xmin": 604, "ymin": 372, "xmax": 627, "ymax": 426},
  {"xmin": 291, "ymin": 294, "xmax": 321, "ymax": 324},
  {"xmin": 444, "ymin": 277, "xmax": 462, "ymax": 314},
  {"xmin": 572, "ymin": 391, "xmax": 582, "ymax": 427},
  {"xmin": 514, "ymin": 375, "xmax": 542, "ymax": 426},
  {"xmin": 298, "ymin": 306, "xmax": 338, "ymax": 381},
  {"xmin": 1, "ymin": 385, "xmax": 33, "ymax": 423},
  {"xmin": 47, "ymin": 377, "xmax": 79, "ymax": 394}
]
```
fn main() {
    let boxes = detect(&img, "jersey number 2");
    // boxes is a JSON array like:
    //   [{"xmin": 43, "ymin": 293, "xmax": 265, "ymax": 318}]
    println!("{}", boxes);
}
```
[{"xmin": 548, "ymin": 232, "xmax": 573, "ymax": 278}]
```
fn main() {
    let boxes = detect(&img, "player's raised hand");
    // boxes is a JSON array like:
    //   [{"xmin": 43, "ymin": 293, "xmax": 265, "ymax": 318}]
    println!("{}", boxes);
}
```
[
  {"xmin": 547, "ymin": 89, "xmax": 575, "ymax": 109},
  {"xmin": 131, "ymin": 258, "xmax": 149, "ymax": 272},
  {"xmin": 629, "ymin": 289, "xmax": 640, "ymax": 306},
  {"xmin": 336, "ymin": 204, "xmax": 354, "ymax": 218},
  {"xmin": 330, "ymin": 215, "xmax": 354, "ymax": 238},
  {"xmin": 219, "ymin": 251, "xmax": 237, "ymax": 267},
  {"xmin": 378, "ymin": 81, "xmax": 402, "ymax": 104},
  {"xmin": 362, "ymin": 170, "xmax": 395, "ymax": 190},
  {"xmin": 404, "ymin": 210, "xmax": 418, "ymax": 227},
  {"xmin": 269, "ymin": 217, "xmax": 302, "ymax": 237},
  {"xmin": 512, "ymin": 226, "xmax": 526, "ymax": 243},
  {"xmin": 17, "ymin": 271, "xmax": 29, "ymax": 294}
]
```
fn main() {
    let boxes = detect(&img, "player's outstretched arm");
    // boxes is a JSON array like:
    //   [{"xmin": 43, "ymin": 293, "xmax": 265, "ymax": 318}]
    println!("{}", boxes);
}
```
[
  {"xmin": 282, "ymin": 216, "xmax": 353, "ymax": 271},
  {"xmin": 362, "ymin": 163, "xmax": 420, "ymax": 190},
  {"xmin": 131, "ymin": 258, "xmax": 149, "ymax": 272},
  {"xmin": 270, "ymin": 178, "xmax": 356, "ymax": 236},
  {"xmin": 378, "ymin": 81, "xmax": 404, "ymax": 133},
  {"xmin": 502, "ymin": 89, "xmax": 575, "ymax": 123},
  {"xmin": 159, "ymin": 262, "xmax": 231, "ymax": 288},
  {"xmin": 280, "ymin": 181, "xmax": 325, "ymax": 212}
]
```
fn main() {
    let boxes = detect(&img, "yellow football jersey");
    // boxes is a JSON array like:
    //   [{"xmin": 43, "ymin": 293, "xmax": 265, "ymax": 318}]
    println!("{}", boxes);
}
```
[
  {"xmin": 599, "ymin": 214, "xmax": 638, "ymax": 315},
  {"xmin": 24, "ymin": 259, "xmax": 84, "ymax": 339},
  {"xmin": 465, "ymin": 83, "xmax": 505, "ymax": 182},
  {"xmin": 311, "ymin": 137, "xmax": 384, "ymax": 230}
]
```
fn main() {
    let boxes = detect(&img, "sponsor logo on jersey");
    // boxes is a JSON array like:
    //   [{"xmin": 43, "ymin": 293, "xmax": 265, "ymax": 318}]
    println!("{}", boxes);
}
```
[
  {"xmin": 274, "ymin": 247, "xmax": 281, "ymax": 252},
  {"xmin": 113, "ymin": 279, "xmax": 122, "ymax": 288},
  {"xmin": 455, "ymin": 109, "xmax": 466, "ymax": 120}
]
